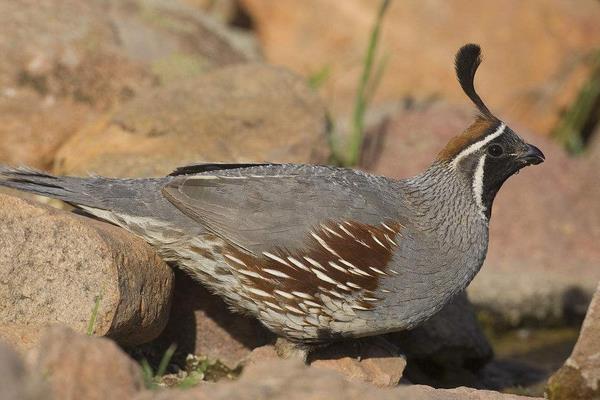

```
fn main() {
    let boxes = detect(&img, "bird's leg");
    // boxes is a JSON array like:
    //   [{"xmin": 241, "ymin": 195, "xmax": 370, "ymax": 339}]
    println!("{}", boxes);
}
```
[{"xmin": 274, "ymin": 337, "xmax": 311, "ymax": 364}]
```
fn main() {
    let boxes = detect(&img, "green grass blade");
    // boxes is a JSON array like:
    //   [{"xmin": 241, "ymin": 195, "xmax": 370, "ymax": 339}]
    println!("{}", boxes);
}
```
[
  {"xmin": 346, "ymin": 0, "xmax": 391, "ymax": 166},
  {"xmin": 308, "ymin": 65, "xmax": 331, "ymax": 90},
  {"xmin": 553, "ymin": 50, "xmax": 600, "ymax": 154},
  {"xmin": 140, "ymin": 359, "xmax": 156, "ymax": 389},
  {"xmin": 86, "ymin": 295, "xmax": 102, "ymax": 336},
  {"xmin": 156, "ymin": 344, "xmax": 177, "ymax": 378},
  {"xmin": 365, "ymin": 52, "xmax": 391, "ymax": 104}
]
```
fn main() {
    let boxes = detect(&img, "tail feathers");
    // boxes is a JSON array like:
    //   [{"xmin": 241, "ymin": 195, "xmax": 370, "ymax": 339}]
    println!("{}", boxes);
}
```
[{"xmin": 0, "ymin": 166, "xmax": 107, "ymax": 209}]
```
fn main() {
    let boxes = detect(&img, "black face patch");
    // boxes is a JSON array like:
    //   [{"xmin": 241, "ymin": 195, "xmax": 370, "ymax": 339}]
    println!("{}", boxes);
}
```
[
  {"xmin": 455, "ymin": 126, "xmax": 537, "ymax": 219},
  {"xmin": 479, "ymin": 127, "xmax": 533, "ymax": 217}
]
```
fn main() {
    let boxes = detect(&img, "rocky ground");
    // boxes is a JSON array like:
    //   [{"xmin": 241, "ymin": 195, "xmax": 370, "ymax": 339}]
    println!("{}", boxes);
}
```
[{"xmin": 0, "ymin": 1, "xmax": 599, "ymax": 399}]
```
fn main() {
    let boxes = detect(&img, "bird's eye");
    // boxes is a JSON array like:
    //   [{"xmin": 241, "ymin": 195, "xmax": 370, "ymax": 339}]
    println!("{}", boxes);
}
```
[{"xmin": 487, "ymin": 144, "xmax": 504, "ymax": 157}]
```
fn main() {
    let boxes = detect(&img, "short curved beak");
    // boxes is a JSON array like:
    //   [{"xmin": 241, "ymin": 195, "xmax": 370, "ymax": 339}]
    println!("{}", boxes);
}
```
[{"xmin": 519, "ymin": 143, "xmax": 545, "ymax": 165}]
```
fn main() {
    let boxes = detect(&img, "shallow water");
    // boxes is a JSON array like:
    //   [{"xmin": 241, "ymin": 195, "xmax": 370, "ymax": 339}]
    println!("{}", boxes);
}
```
[{"xmin": 490, "ymin": 327, "xmax": 579, "ymax": 396}]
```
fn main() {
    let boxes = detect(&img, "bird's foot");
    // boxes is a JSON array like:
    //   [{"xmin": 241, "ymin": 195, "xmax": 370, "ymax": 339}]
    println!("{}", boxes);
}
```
[{"xmin": 274, "ymin": 337, "xmax": 310, "ymax": 364}]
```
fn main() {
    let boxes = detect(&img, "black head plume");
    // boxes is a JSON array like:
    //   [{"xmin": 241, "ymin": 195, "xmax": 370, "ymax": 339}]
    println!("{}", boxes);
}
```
[{"xmin": 455, "ymin": 44, "xmax": 494, "ymax": 120}]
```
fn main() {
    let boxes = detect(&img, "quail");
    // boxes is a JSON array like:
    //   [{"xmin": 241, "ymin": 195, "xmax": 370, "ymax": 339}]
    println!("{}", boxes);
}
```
[{"xmin": 0, "ymin": 44, "xmax": 544, "ymax": 344}]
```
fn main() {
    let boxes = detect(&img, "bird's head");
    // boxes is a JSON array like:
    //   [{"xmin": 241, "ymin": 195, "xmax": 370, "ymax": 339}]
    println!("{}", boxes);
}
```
[{"xmin": 437, "ymin": 44, "xmax": 544, "ymax": 219}]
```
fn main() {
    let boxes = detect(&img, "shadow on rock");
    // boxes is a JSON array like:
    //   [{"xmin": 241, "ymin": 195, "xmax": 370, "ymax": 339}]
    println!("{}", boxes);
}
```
[{"xmin": 132, "ymin": 269, "xmax": 275, "ymax": 370}]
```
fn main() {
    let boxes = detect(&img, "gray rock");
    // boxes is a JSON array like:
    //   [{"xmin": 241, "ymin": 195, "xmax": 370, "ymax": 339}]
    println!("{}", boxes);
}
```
[{"xmin": 0, "ymin": 194, "xmax": 174, "ymax": 347}]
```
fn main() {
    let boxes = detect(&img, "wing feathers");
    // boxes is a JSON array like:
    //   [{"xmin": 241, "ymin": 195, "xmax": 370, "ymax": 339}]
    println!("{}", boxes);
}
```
[
  {"xmin": 168, "ymin": 163, "xmax": 276, "ymax": 176},
  {"xmin": 161, "ymin": 165, "xmax": 404, "ymax": 255}
]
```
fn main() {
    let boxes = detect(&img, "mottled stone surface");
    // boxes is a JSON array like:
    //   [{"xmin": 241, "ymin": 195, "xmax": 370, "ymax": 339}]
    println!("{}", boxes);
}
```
[
  {"xmin": 0, "ymin": 0, "xmax": 257, "ymax": 169},
  {"xmin": 26, "ymin": 326, "xmax": 144, "ymax": 400},
  {"xmin": 54, "ymin": 64, "xmax": 329, "ymax": 178},
  {"xmin": 0, "ymin": 194, "xmax": 173, "ymax": 347},
  {"xmin": 310, "ymin": 338, "xmax": 407, "ymax": 387}
]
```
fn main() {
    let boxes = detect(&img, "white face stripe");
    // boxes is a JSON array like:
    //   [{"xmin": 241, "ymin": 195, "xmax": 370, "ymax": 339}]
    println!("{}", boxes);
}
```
[
  {"xmin": 472, "ymin": 154, "xmax": 487, "ymax": 219},
  {"xmin": 450, "ymin": 123, "xmax": 506, "ymax": 169}
]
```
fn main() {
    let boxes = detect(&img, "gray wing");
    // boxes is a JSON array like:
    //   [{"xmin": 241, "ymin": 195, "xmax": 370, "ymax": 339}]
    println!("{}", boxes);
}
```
[{"xmin": 161, "ymin": 164, "xmax": 409, "ymax": 254}]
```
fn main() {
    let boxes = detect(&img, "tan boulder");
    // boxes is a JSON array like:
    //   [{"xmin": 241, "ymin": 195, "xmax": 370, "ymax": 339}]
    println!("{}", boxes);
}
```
[
  {"xmin": 0, "ymin": 340, "xmax": 48, "ymax": 400},
  {"xmin": 244, "ymin": 343, "xmax": 279, "ymax": 366},
  {"xmin": 134, "ymin": 358, "xmax": 539, "ymax": 400},
  {"xmin": 0, "ymin": 194, "xmax": 173, "ymax": 347},
  {"xmin": 0, "ymin": 325, "xmax": 46, "ymax": 356},
  {"xmin": 0, "ymin": 91, "xmax": 97, "ymax": 170},
  {"xmin": 0, "ymin": 0, "xmax": 257, "ymax": 168},
  {"xmin": 0, "ymin": 0, "xmax": 256, "ymax": 107},
  {"xmin": 397, "ymin": 385, "xmax": 541, "ymax": 400},
  {"xmin": 54, "ymin": 64, "xmax": 329, "ymax": 178},
  {"xmin": 240, "ymin": 0, "xmax": 600, "ymax": 136},
  {"xmin": 310, "ymin": 338, "xmax": 407, "ymax": 387},
  {"xmin": 26, "ymin": 326, "xmax": 144, "ymax": 400}
]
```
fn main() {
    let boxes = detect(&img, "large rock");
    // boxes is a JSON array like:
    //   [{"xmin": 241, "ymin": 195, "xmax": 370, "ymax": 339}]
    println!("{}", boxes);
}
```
[
  {"xmin": 134, "ymin": 358, "xmax": 539, "ymax": 400},
  {"xmin": 547, "ymin": 282, "xmax": 600, "ymax": 399},
  {"xmin": 0, "ymin": 91, "xmax": 97, "ymax": 170},
  {"xmin": 144, "ymin": 270, "xmax": 274, "ymax": 369},
  {"xmin": 0, "ymin": 0, "xmax": 255, "ymax": 106},
  {"xmin": 310, "ymin": 338, "xmax": 407, "ymax": 387},
  {"xmin": 368, "ymin": 101, "xmax": 600, "ymax": 327},
  {"xmin": 54, "ymin": 64, "xmax": 329, "ymax": 177},
  {"xmin": 0, "ymin": 0, "xmax": 257, "ymax": 168},
  {"xmin": 240, "ymin": 0, "xmax": 600, "ymax": 136},
  {"xmin": 26, "ymin": 326, "xmax": 144, "ymax": 400},
  {"xmin": 0, "ymin": 341, "xmax": 47, "ymax": 400},
  {"xmin": 0, "ymin": 325, "xmax": 46, "ymax": 356},
  {"xmin": 0, "ymin": 194, "xmax": 173, "ymax": 347}
]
